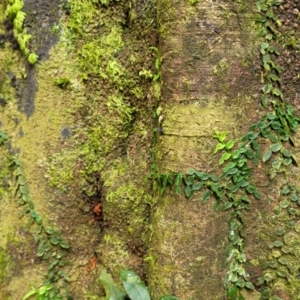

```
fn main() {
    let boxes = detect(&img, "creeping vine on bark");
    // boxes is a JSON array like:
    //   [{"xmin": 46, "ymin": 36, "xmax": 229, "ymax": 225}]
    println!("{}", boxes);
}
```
[{"xmin": 151, "ymin": 0, "xmax": 300, "ymax": 299}]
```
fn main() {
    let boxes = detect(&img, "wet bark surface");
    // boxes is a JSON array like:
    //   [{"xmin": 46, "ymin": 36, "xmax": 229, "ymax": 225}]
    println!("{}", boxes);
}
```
[{"xmin": 19, "ymin": 0, "xmax": 65, "ymax": 117}]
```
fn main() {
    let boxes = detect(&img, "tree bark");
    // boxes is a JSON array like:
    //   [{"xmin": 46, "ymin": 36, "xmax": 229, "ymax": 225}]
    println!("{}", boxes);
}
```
[
  {"xmin": 1, "ymin": 0, "xmax": 300, "ymax": 299},
  {"xmin": 148, "ymin": 0, "xmax": 300, "ymax": 299}
]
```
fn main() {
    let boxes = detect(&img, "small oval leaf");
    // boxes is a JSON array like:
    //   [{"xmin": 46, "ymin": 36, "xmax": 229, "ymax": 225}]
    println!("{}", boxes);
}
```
[
  {"xmin": 120, "ymin": 270, "xmax": 151, "ymax": 300},
  {"xmin": 263, "ymin": 149, "xmax": 272, "ymax": 162}
]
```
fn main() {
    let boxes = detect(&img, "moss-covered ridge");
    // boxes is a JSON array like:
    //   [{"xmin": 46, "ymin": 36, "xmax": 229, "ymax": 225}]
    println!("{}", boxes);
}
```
[{"xmin": 0, "ymin": 0, "xmax": 158, "ymax": 297}]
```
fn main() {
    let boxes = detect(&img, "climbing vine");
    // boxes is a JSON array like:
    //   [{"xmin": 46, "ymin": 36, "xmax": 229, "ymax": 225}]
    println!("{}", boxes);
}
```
[
  {"xmin": 151, "ymin": 0, "xmax": 300, "ymax": 299},
  {"xmin": 0, "ymin": 134, "xmax": 72, "ymax": 299}
]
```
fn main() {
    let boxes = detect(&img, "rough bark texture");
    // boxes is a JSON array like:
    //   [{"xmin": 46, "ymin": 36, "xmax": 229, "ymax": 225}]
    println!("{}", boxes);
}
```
[
  {"xmin": 0, "ymin": 0, "xmax": 158, "ymax": 298},
  {"xmin": 148, "ymin": 1, "xmax": 265, "ymax": 299},
  {"xmin": 148, "ymin": 0, "xmax": 300, "ymax": 299},
  {"xmin": 1, "ymin": 0, "xmax": 300, "ymax": 299}
]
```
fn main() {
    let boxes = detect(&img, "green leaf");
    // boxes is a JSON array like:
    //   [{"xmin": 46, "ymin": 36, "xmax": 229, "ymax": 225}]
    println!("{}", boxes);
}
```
[
  {"xmin": 224, "ymin": 162, "xmax": 236, "ymax": 172},
  {"xmin": 261, "ymin": 288, "xmax": 272, "ymax": 299},
  {"xmin": 247, "ymin": 132, "xmax": 259, "ymax": 140},
  {"xmin": 225, "ymin": 140, "xmax": 235, "ymax": 150},
  {"xmin": 268, "ymin": 260, "xmax": 278, "ymax": 268},
  {"xmin": 185, "ymin": 175, "xmax": 194, "ymax": 186},
  {"xmin": 266, "ymin": 33, "xmax": 273, "ymax": 40},
  {"xmin": 290, "ymin": 194, "xmax": 298, "ymax": 202},
  {"xmin": 272, "ymin": 158, "xmax": 282, "ymax": 170},
  {"xmin": 261, "ymin": 42, "xmax": 269, "ymax": 50},
  {"xmin": 35, "ymin": 215, "xmax": 43, "ymax": 225},
  {"xmin": 267, "ymin": 113, "xmax": 277, "ymax": 120},
  {"xmin": 230, "ymin": 220, "xmax": 240, "ymax": 230},
  {"xmin": 288, "ymin": 207, "xmax": 296, "ymax": 215},
  {"xmin": 276, "ymin": 270, "xmax": 287, "ymax": 278},
  {"xmin": 50, "ymin": 237, "xmax": 60, "ymax": 245},
  {"xmin": 227, "ymin": 285, "xmax": 238, "ymax": 299},
  {"xmin": 262, "ymin": 83, "xmax": 272, "ymax": 94},
  {"xmin": 273, "ymin": 240, "xmax": 283, "ymax": 247},
  {"xmin": 59, "ymin": 240, "xmax": 70, "ymax": 249},
  {"xmin": 279, "ymin": 200, "xmax": 290, "ymax": 208},
  {"xmin": 30, "ymin": 210, "xmax": 38, "ymax": 219},
  {"xmin": 48, "ymin": 259, "xmax": 59, "ymax": 270},
  {"xmin": 120, "ymin": 270, "xmax": 151, "ymax": 300},
  {"xmin": 235, "ymin": 280, "xmax": 245, "ymax": 288},
  {"xmin": 263, "ymin": 62, "xmax": 270, "ymax": 71},
  {"xmin": 202, "ymin": 190, "xmax": 211, "ymax": 202},
  {"xmin": 261, "ymin": 95, "xmax": 268, "ymax": 107},
  {"xmin": 175, "ymin": 184, "xmax": 181, "ymax": 195},
  {"xmin": 256, "ymin": 277, "xmax": 265, "ymax": 286},
  {"xmin": 231, "ymin": 150, "xmax": 240, "ymax": 160},
  {"xmin": 219, "ymin": 131, "xmax": 227, "ymax": 142},
  {"xmin": 272, "ymin": 88, "xmax": 282, "ymax": 97},
  {"xmin": 281, "ymin": 186, "xmax": 290, "ymax": 195},
  {"xmin": 231, "ymin": 184, "xmax": 240, "ymax": 193},
  {"xmin": 187, "ymin": 169, "xmax": 195, "ymax": 175},
  {"xmin": 270, "ymin": 143, "xmax": 282, "ymax": 152},
  {"xmin": 39, "ymin": 284, "xmax": 52, "ymax": 294},
  {"xmin": 246, "ymin": 185, "xmax": 256, "ymax": 194},
  {"xmin": 275, "ymin": 228, "xmax": 285, "ymax": 236},
  {"xmin": 192, "ymin": 182, "xmax": 203, "ymax": 191},
  {"xmin": 263, "ymin": 149, "xmax": 272, "ymax": 162},
  {"xmin": 271, "ymin": 121, "xmax": 282, "ymax": 130},
  {"xmin": 22, "ymin": 286, "xmax": 38, "ymax": 300},
  {"xmin": 245, "ymin": 149, "xmax": 254, "ymax": 159},
  {"xmin": 209, "ymin": 175, "xmax": 219, "ymax": 182},
  {"xmin": 263, "ymin": 55, "xmax": 270, "ymax": 66},
  {"xmin": 219, "ymin": 152, "xmax": 231, "ymax": 165},
  {"xmin": 252, "ymin": 141, "xmax": 261, "ymax": 153},
  {"xmin": 214, "ymin": 142, "xmax": 225, "ymax": 154},
  {"xmin": 0, "ymin": 131, "xmax": 8, "ymax": 142},
  {"xmin": 194, "ymin": 171, "xmax": 208, "ymax": 180},
  {"xmin": 253, "ymin": 190, "xmax": 261, "ymax": 199},
  {"xmin": 175, "ymin": 174, "xmax": 182, "ymax": 195},
  {"xmin": 245, "ymin": 282, "xmax": 254, "ymax": 290},
  {"xmin": 159, "ymin": 296, "xmax": 180, "ymax": 300},
  {"xmin": 185, "ymin": 185, "xmax": 193, "ymax": 198},
  {"xmin": 227, "ymin": 285, "xmax": 245, "ymax": 300},
  {"xmin": 223, "ymin": 201, "xmax": 233, "ymax": 210},
  {"xmin": 281, "ymin": 148, "xmax": 292, "ymax": 157},
  {"xmin": 227, "ymin": 168, "xmax": 238, "ymax": 175},
  {"xmin": 269, "ymin": 73, "xmax": 280, "ymax": 82},
  {"xmin": 283, "ymin": 158, "xmax": 292, "ymax": 166},
  {"xmin": 269, "ymin": 134, "xmax": 278, "ymax": 143},
  {"xmin": 100, "ymin": 269, "xmax": 127, "ymax": 300}
]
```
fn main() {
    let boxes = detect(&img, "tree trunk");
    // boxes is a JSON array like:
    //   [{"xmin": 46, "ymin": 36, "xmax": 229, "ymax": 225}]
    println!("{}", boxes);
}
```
[
  {"xmin": 148, "ymin": 0, "xmax": 300, "ymax": 300},
  {"xmin": 1, "ymin": 0, "xmax": 300, "ymax": 299}
]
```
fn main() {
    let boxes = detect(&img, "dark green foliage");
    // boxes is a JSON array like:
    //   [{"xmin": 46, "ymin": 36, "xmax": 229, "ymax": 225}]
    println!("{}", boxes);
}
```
[
  {"xmin": 100, "ymin": 269, "xmax": 179, "ymax": 300},
  {"xmin": 6, "ymin": 157, "xmax": 71, "ymax": 299}
]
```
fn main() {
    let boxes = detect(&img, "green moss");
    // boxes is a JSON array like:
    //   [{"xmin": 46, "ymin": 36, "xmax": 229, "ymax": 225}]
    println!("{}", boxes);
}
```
[
  {"xmin": 188, "ymin": 0, "xmax": 200, "ymax": 5},
  {"xmin": 3, "ymin": 0, "xmax": 38, "ymax": 64},
  {"xmin": 157, "ymin": 0, "xmax": 175, "ymax": 38},
  {"xmin": 0, "ymin": 247, "xmax": 9, "ymax": 296}
]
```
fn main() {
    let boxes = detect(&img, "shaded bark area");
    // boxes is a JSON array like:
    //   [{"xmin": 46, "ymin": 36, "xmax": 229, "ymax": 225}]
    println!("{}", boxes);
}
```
[{"xmin": 148, "ymin": 0, "xmax": 263, "ymax": 299}]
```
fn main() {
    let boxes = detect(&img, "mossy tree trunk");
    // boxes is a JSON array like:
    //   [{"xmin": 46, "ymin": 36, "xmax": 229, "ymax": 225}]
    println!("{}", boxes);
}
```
[
  {"xmin": 1, "ymin": 0, "xmax": 300, "ymax": 299},
  {"xmin": 148, "ymin": 0, "xmax": 300, "ymax": 299}
]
